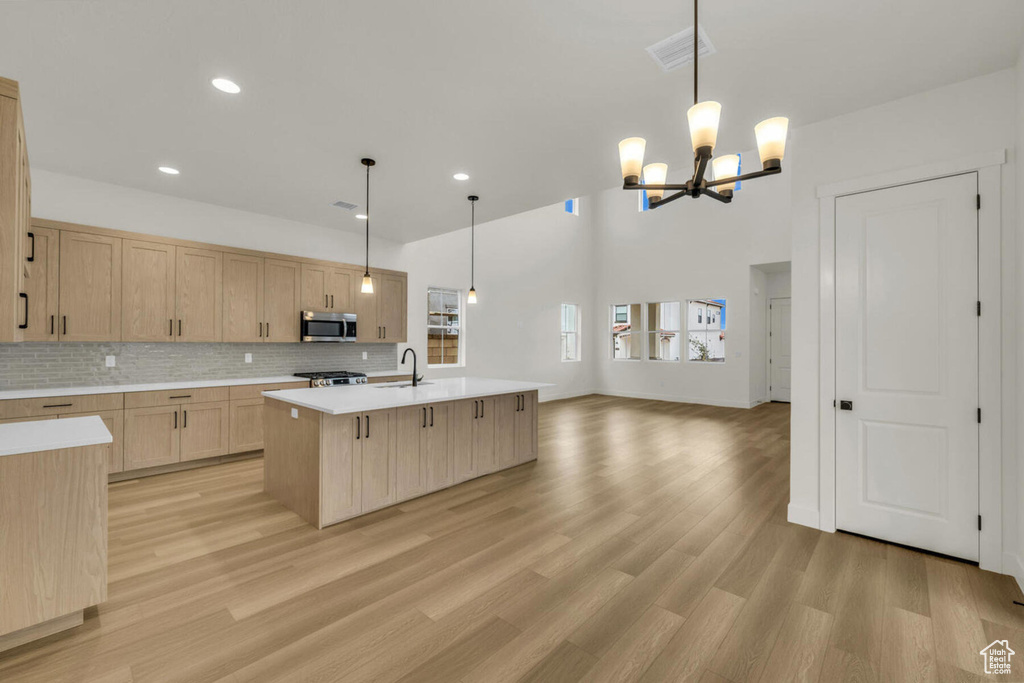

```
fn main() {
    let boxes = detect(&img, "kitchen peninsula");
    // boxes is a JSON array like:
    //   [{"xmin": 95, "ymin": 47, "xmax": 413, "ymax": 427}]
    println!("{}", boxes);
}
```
[{"xmin": 262, "ymin": 377, "xmax": 547, "ymax": 528}]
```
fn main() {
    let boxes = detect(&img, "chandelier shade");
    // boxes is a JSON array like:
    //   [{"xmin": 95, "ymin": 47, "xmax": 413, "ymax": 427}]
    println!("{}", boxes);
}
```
[
  {"xmin": 617, "ymin": 137, "xmax": 647, "ymax": 183},
  {"xmin": 642, "ymin": 163, "xmax": 669, "ymax": 201},
  {"xmin": 754, "ymin": 117, "xmax": 789, "ymax": 167},
  {"xmin": 686, "ymin": 101, "xmax": 722, "ymax": 153},
  {"xmin": 711, "ymin": 154, "xmax": 739, "ymax": 192}
]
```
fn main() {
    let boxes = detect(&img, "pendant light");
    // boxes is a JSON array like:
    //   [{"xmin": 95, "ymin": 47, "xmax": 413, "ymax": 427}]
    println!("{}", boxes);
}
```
[
  {"xmin": 360, "ymin": 158, "xmax": 375, "ymax": 294},
  {"xmin": 616, "ymin": 0, "xmax": 788, "ymax": 208},
  {"xmin": 467, "ymin": 195, "xmax": 478, "ymax": 304}
]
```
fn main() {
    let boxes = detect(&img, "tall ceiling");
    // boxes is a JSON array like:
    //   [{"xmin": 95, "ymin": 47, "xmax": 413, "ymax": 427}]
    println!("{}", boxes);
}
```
[{"xmin": 2, "ymin": 0, "xmax": 1023, "ymax": 242}]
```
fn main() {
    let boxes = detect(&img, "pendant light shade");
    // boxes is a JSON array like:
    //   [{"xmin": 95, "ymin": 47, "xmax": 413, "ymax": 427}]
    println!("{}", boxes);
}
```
[
  {"xmin": 686, "ymin": 101, "xmax": 722, "ymax": 153},
  {"xmin": 360, "ymin": 158, "xmax": 375, "ymax": 294},
  {"xmin": 618, "ymin": 137, "xmax": 647, "ymax": 183},
  {"xmin": 467, "ymin": 195, "xmax": 479, "ymax": 304},
  {"xmin": 711, "ymin": 154, "xmax": 740, "ymax": 192},
  {"xmin": 754, "ymin": 117, "xmax": 789, "ymax": 168},
  {"xmin": 642, "ymin": 163, "xmax": 669, "ymax": 201}
]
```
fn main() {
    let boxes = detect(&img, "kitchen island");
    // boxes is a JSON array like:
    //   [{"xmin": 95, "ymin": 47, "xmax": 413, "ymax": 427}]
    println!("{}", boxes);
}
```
[{"xmin": 262, "ymin": 377, "xmax": 548, "ymax": 528}]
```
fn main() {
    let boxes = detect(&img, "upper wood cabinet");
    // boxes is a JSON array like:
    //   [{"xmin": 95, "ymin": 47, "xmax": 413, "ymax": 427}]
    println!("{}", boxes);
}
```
[
  {"xmin": 264, "ymin": 259, "xmax": 301, "ymax": 343},
  {"xmin": 0, "ymin": 77, "xmax": 30, "ymax": 343},
  {"xmin": 356, "ymin": 271, "xmax": 407, "ymax": 343},
  {"xmin": 176, "ymin": 247, "xmax": 222, "ymax": 342},
  {"xmin": 20, "ymin": 226, "xmax": 59, "ymax": 341},
  {"xmin": 302, "ymin": 264, "xmax": 359, "ymax": 314},
  {"xmin": 222, "ymin": 253, "xmax": 264, "ymax": 343},
  {"xmin": 58, "ymin": 231, "xmax": 122, "ymax": 342},
  {"xmin": 122, "ymin": 239, "xmax": 175, "ymax": 342}
]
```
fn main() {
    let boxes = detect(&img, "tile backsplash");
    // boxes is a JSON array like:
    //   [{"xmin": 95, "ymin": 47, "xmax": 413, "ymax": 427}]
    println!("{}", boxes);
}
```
[{"xmin": 0, "ymin": 342, "xmax": 399, "ymax": 390}]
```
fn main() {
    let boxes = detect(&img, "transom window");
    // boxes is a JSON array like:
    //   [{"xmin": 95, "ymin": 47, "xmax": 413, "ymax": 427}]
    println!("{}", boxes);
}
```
[
  {"xmin": 561, "ymin": 304, "xmax": 581, "ymax": 362},
  {"xmin": 427, "ymin": 287, "xmax": 462, "ymax": 367}
]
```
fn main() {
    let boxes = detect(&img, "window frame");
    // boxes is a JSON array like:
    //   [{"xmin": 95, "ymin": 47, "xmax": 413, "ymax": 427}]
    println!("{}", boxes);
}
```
[
  {"xmin": 560, "ymin": 303, "xmax": 582, "ymax": 363},
  {"xmin": 686, "ymin": 298, "xmax": 727, "ymax": 364},
  {"xmin": 426, "ymin": 286, "xmax": 465, "ymax": 368},
  {"xmin": 645, "ymin": 301, "xmax": 682, "ymax": 362},
  {"xmin": 610, "ymin": 303, "xmax": 642, "ymax": 361}
]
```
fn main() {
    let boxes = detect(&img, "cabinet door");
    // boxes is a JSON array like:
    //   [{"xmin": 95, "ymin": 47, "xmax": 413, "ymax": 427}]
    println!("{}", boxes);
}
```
[
  {"xmin": 229, "ymin": 398, "xmax": 264, "ymax": 454},
  {"xmin": 360, "ymin": 408, "xmax": 396, "ymax": 512},
  {"xmin": 321, "ymin": 412, "xmax": 362, "ymax": 525},
  {"xmin": 124, "ymin": 405, "xmax": 180, "ymax": 470},
  {"xmin": 180, "ymin": 401, "xmax": 230, "ymax": 461},
  {"xmin": 495, "ymin": 394, "xmax": 518, "ymax": 469},
  {"xmin": 176, "ymin": 247, "xmax": 223, "ymax": 342},
  {"xmin": 515, "ymin": 392, "xmax": 538, "ymax": 464},
  {"xmin": 378, "ymin": 273, "xmax": 407, "ymax": 342},
  {"xmin": 425, "ymin": 402, "xmax": 451, "ymax": 490},
  {"xmin": 451, "ymin": 399, "xmax": 477, "ymax": 484},
  {"xmin": 327, "ymin": 268, "xmax": 357, "ymax": 312},
  {"xmin": 300, "ymin": 264, "xmax": 328, "ymax": 312},
  {"xmin": 395, "ymin": 404, "xmax": 427, "ymax": 501},
  {"xmin": 20, "ymin": 226, "xmax": 59, "ymax": 341},
  {"xmin": 264, "ymin": 259, "xmax": 301, "ymax": 343},
  {"xmin": 355, "ymin": 273, "xmax": 380, "ymax": 342},
  {"xmin": 59, "ymin": 231, "xmax": 122, "ymax": 341},
  {"xmin": 223, "ymin": 253, "xmax": 264, "ymax": 343},
  {"xmin": 122, "ymin": 239, "xmax": 176, "ymax": 342},
  {"xmin": 475, "ymin": 397, "xmax": 498, "ymax": 476},
  {"xmin": 61, "ymin": 410, "xmax": 124, "ymax": 474}
]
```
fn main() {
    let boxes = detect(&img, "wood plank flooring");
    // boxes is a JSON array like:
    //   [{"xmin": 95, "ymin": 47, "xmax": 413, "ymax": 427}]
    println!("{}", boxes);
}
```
[{"xmin": 1, "ymin": 395, "xmax": 1023, "ymax": 682}]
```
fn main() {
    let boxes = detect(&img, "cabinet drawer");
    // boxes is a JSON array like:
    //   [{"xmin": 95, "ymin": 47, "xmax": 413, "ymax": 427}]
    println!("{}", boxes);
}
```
[
  {"xmin": 0, "ymin": 393, "xmax": 123, "ymax": 420},
  {"xmin": 125, "ymin": 386, "xmax": 230, "ymax": 408},
  {"xmin": 228, "ymin": 381, "xmax": 307, "ymax": 401}
]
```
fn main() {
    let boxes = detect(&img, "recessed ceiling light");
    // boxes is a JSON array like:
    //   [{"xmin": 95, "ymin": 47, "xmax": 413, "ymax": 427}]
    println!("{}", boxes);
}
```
[
  {"xmin": 158, "ymin": 166, "xmax": 180, "ymax": 175},
  {"xmin": 211, "ymin": 78, "xmax": 241, "ymax": 94},
  {"xmin": 453, "ymin": 173, "xmax": 469, "ymax": 181},
  {"xmin": 355, "ymin": 214, "xmax": 368, "ymax": 220}
]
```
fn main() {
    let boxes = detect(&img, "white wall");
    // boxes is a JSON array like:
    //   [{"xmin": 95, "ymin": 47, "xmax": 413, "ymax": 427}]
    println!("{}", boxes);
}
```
[
  {"xmin": 787, "ymin": 69, "xmax": 1019, "ymax": 564},
  {"xmin": 1015, "ymin": 46, "xmax": 1024, "ymax": 585}
]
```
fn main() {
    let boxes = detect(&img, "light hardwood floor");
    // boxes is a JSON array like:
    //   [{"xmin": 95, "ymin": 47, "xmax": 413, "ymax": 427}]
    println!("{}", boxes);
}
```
[{"xmin": 1, "ymin": 395, "xmax": 1022, "ymax": 682}]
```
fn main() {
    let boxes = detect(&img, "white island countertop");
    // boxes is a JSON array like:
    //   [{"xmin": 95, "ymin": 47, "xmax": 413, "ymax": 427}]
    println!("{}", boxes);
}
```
[
  {"xmin": 0, "ymin": 415, "xmax": 113, "ymax": 458},
  {"xmin": 264, "ymin": 377, "xmax": 551, "ymax": 415}
]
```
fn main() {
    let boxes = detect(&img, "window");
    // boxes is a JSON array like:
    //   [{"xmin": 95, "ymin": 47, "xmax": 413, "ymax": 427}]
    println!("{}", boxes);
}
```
[
  {"xmin": 687, "ymin": 299, "xmax": 726, "ymax": 362},
  {"xmin": 427, "ymin": 287, "xmax": 462, "ymax": 366},
  {"xmin": 565, "ymin": 198, "xmax": 579, "ymax": 216},
  {"xmin": 561, "ymin": 304, "xmax": 581, "ymax": 362},
  {"xmin": 647, "ymin": 301, "xmax": 681, "ymax": 361},
  {"xmin": 639, "ymin": 190, "xmax": 649, "ymax": 212},
  {"xmin": 611, "ymin": 303, "xmax": 641, "ymax": 360}
]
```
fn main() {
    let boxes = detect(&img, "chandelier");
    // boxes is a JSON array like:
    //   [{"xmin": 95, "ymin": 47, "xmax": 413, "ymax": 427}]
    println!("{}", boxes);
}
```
[{"xmin": 617, "ymin": 0, "xmax": 789, "ymax": 208}]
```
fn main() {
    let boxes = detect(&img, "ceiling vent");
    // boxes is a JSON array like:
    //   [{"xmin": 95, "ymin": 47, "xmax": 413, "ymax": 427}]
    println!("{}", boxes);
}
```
[
  {"xmin": 646, "ymin": 25, "xmax": 715, "ymax": 73},
  {"xmin": 330, "ymin": 199, "xmax": 358, "ymax": 211}
]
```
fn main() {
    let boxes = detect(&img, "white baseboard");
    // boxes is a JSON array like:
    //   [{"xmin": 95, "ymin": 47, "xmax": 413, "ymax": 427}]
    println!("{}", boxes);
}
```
[
  {"xmin": 787, "ymin": 503, "xmax": 821, "ymax": 529},
  {"xmin": 593, "ymin": 389, "xmax": 752, "ymax": 409},
  {"xmin": 1003, "ymin": 553, "xmax": 1024, "ymax": 593}
]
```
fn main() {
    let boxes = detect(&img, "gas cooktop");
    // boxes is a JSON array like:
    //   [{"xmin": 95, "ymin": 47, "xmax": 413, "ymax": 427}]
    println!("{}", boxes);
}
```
[{"xmin": 293, "ymin": 370, "xmax": 369, "ymax": 387}]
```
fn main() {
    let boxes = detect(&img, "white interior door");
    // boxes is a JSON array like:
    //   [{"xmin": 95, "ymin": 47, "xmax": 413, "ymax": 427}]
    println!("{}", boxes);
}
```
[
  {"xmin": 835, "ymin": 172, "xmax": 979, "ymax": 561},
  {"xmin": 770, "ymin": 298, "xmax": 791, "ymax": 402}
]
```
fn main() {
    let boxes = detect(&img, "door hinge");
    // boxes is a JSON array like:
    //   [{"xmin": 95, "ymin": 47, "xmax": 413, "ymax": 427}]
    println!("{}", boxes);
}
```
[
  {"xmin": 979, "ymin": 515, "xmax": 983, "ymax": 531},
  {"xmin": 977, "ymin": 194, "xmax": 981, "ymax": 210},
  {"xmin": 977, "ymin": 301, "xmax": 982, "ymax": 316},
  {"xmin": 978, "ymin": 408, "xmax": 982, "ymax": 424}
]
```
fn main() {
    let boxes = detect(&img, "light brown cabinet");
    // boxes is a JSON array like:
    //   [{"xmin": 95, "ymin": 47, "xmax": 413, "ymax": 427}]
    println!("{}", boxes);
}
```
[
  {"xmin": 124, "ymin": 400, "xmax": 229, "ymax": 469},
  {"xmin": 395, "ymin": 402, "xmax": 452, "ymax": 501},
  {"xmin": 452, "ymin": 396, "xmax": 497, "ymax": 483},
  {"xmin": 19, "ymin": 226, "xmax": 59, "ymax": 341},
  {"xmin": 58, "ymin": 231, "xmax": 122, "ymax": 341},
  {"xmin": 359, "ymin": 408, "xmax": 397, "ymax": 512},
  {"xmin": 1, "ymin": 76, "xmax": 30, "ymax": 343},
  {"xmin": 176, "ymin": 247, "xmax": 222, "ymax": 342},
  {"xmin": 60, "ymin": 410, "xmax": 124, "ymax": 474},
  {"xmin": 515, "ymin": 391, "xmax": 538, "ymax": 463},
  {"xmin": 179, "ymin": 401, "xmax": 230, "ymax": 461},
  {"xmin": 302, "ymin": 264, "xmax": 359, "ymax": 314},
  {"xmin": 222, "ymin": 253, "xmax": 264, "ymax": 342},
  {"xmin": 122, "ymin": 239, "xmax": 176, "ymax": 342},
  {"xmin": 356, "ymin": 271, "xmax": 407, "ymax": 343},
  {"xmin": 264, "ymin": 258, "xmax": 302, "ymax": 342}
]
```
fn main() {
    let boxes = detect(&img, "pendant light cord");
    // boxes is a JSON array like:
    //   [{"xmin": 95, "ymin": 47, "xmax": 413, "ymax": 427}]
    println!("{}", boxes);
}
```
[
  {"xmin": 364, "ymin": 162, "xmax": 370, "ymax": 277},
  {"xmin": 470, "ymin": 198, "xmax": 475, "ymax": 288},
  {"xmin": 693, "ymin": 0, "xmax": 698, "ymax": 106}
]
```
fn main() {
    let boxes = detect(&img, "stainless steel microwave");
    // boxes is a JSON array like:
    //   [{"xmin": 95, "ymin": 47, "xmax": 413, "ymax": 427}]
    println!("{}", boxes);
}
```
[{"xmin": 300, "ymin": 311, "xmax": 357, "ymax": 342}]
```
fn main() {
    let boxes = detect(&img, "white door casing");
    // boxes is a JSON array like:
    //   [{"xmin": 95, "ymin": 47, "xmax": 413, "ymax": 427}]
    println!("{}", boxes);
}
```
[
  {"xmin": 770, "ymin": 298, "xmax": 792, "ymax": 402},
  {"xmin": 834, "ymin": 172, "xmax": 978, "ymax": 561}
]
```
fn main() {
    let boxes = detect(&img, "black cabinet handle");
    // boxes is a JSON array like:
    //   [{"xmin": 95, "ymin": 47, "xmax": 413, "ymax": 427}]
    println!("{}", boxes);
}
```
[
  {"xmin": 383, "ymin": 326, "xmax": 386, "ymax": 339},
  {"xmin": 356, "ymin": 415, "xmax": 361, "ymax": 439},
  {"xmin": 178, "ymin": 319, "xmax": 182, "ymax": 337},
  {"xmin": 430, "ymin": 406, "xmax": 434, "ymax": 427},
  {"xmin": 26, "ymin": 232, "xmax": 34, "ymax": 262},
  {"xmin": 18, "ymin": 293, "xmax": 28, "ymax": 329},
  {"xmin": 169, "ymin": 395, "xmax": 191, "ymax": 399},
  {"xmin": 62, "ymin": 315, "xmax": 67, "ymax": 336},
  {"xmin": 50, "ymin": 315, "xmax": 54, "ymax": 335},
  {"xmin": 174, "ymin": 411, "xmax": 178, "ymax": 429},
  {"xmin": 331, "ymin": 294, "xmax": 334, "ymax": 308},
  {"xmin": 839, "ymin": 400, "xmax": 853, "ymax": 411},
  {"xmin": 366, "ymin": 415, "xmax": 370, "ymax": 438},
  {"xmin": 474, "ymin": 400, "xmax": 478, "ymax": 419},
  {"xmin": 169, "ymin": 319, "xmax": 173, "ymax": 337},
  {"xmin": 42, "ymin": 403, "xmax": 73, "ymax": 409},
  {"xmin": 481, "ymin": 400, "xmax": 485, "ymax": 418},
  {"xmin": 325, "ymin": 294, "xmax": 329, "ymax": 308},
  {"xmin": 422, "ymin": 406, "xmax": 427, "ymax": 428},
  {"xmin": 266, "ymin": 322, "xmax": 270, "ymax": 339},
  {"xmin": 183, "ymin": 410, "xmax": 188, "ymax": 428},
  {"xmin": 259, "ymin": 322, "xmax": 263, "ymax": 338}
]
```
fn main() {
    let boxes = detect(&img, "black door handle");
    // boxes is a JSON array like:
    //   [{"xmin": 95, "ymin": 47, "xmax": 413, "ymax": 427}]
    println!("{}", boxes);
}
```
[
  {"xmin": 18, "ymin": 293, "xmax": 28, "ymax": 329},
  {"xmin": 183, "ymin": 410, "xmax": 188, "ymax": 428},
  {"xmin": 63, "ymin": 315, "xmax": 67, "ymax": 335},
  {"xmin": 169, "ymin": 319, "xmax": 173, "ymax": 337},
  {"xmin": 50, "ymin": 314, "xmax": 54, "ymax": 335},
  {"xmin": 26, "ymin": 232, "xmax": 34, "ymax": 262},
  {"xmin": 474, "ymin": 400, "xmax": 478, "ymax": 419},
  {"xmin": 839, "ymin": 400, "xmax": 853, "ymax": 411},
  {"xmin": 366, "ymin": 415, "xmax": 370, "ymax": 438},
  {"xmin": 331, "ymin": 294, "xmax": 334, "ymax": 308},
  {"xmin": 383, "ymin": 326, "xmax": 386, "ymax": 339},
  {"xmin": 430, "ymin": 406, "xmax": 434, "ymax": 427},
  {"xmin": 266, "ymin": 322, "xmax": 270, "ymax": 339},
  {"xmin": 422, "ymin": 406, "xmax": 427, "ymax": 428},
  {"xmin": 481, "ymin": 400, "xmax": 484, "ymax": 418},
  {"xmin": 178, "ymin": 319, "xmax": 182, "ymax": 337},
  {"xmin": 174, "ymin": 411, "xmax": 178, "ymax": 429},
  {"xmin": 259, "ymin": 322, "xmax": 263, "ymax": 338},
  {"xmin": 356, "ymin": 415, "xmax": 361, "ymax": 439}
]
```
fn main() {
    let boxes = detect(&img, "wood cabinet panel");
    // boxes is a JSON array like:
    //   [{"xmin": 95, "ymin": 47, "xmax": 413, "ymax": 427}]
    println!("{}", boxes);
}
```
[
  {"xmin": 175, "ymin": 247, "xmax": 222, "ymax": 342},
  {"xmin": 495, "ymin": 393, "xmax": 517, "ymax": 469},
  {"xmin": 516, "ymin": 391, "xmax": 538, "ymax": 464},
  {"xmin": 355, "ymin": 273, "xmax": 380, "ymax": 342},
  {"xmin": 229, "ymin": 398, "xmax": 264, "ymax": 454},
  {"xmin": 60, "ymin": 410, "xmax": 124, "ymax": 474},
  {"xmin": 425, "ymin": 402, "xmax": 451, "ymax": 490},
  {"xmin": 180, "ymin": 401, "xmax": 230, "ymax": 461},
  {"xmin": 124, "ymin": 386, "xmax": 229, "ymax": 409},
  {"xmin": 124, "ymin": 405, "xmax": 180, "ymax": 470},
  {"xmin": 321, "ymin": 410, "xmax": 361, "ymax": 525},
  {"xmin": 58, "ymin": 231, "xmax": 121, "ymax": 341},
  {"xmin": 0, "ymin": 85, "xmax": 30, "ymax": 344},
  {"xmin": 360, "ymin": 408, "xmax": 396, "ymax": 512},
  {"xmin": 122, "ymin": 239, "xmax": 175, "ymax": 342},
  {"xmin": 300, "ymin": 264, "xmax": 328, "ymax": 312},
  {"xmin": 20, "ymin": 226, "xmax": 58, "ymax": 341},
  {"xmin": 378, "ymin": 273, "xmax": 407, "ymax": 342},
  {"xmin": 264, "ymin": 259, "xmax": 301, "ymax": 343},
  {"xmin": 451, "ymin": 399, "xmax": 476, "ymax": 484},
  {"xmin": 223, "ymin": 253, "xmax": 264, "ymax": 343},
  {"xmin": 475, "ymin": 396, "xmax": 498, "ymax": 475},
  {"xmin": 263, "ymin": 400, "xmax": 322, "ymax": 527},
  {"xmin": 327, "ymin": 268, "xmax": 357, "ymax": 313},
  {"xmin": 395, "ymin": 404, "xmax": 427, "ymax": 501},
  {"xmin": 0, "ymin": 393, "xmax": 123, "ymax": 420}
]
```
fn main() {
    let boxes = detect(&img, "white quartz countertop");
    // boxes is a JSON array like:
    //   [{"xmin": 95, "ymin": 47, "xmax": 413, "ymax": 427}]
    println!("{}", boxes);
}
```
[
  {"xmin": 264, "ymin": 377, "xmax": 552, "ymax": 415},
  {"xmin": 0, "ymin": 371, "xmax": 411, "ymax": 401},
  {"xmin": 0, "ymin": 415, "xmax": 113, "ymax": 458}
]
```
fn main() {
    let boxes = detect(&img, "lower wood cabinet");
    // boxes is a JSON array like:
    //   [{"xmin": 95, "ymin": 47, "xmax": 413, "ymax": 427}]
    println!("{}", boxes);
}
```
[
  {"xmin": 60, "ymin": 410, "xmax": 124, "ymax": 474},
  {"xmin": 396, "ymin": 402, "xmax": 451, "ymax": 501},
  {"xmin": 179, "ymin": 401, "xmax": 230, "ymax": 462},
  {"xmin": 229, "ymin": 398, "xmax": 265, "ymax": 454},
  {"xmin": 359, "ymin": 408, "xmax": 397, "ymax": 513},
  {"xmin": 516, "ymin": 391, "xmax": 538, "ymax": 464},
  {"xmin": 452, "ymin": 396, "xmax": 497, "ymax": 484},
  {"xmin": 124, "ymin": 401, "xmax": 228, "ymax": 469},
  {"xmin": 495, "ymin": 391, "xmax": 538, "ymax": 468}
]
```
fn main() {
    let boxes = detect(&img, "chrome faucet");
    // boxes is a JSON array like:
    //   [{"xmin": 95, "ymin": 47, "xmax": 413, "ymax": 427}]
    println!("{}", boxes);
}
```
[{"xmin": 401, "ymin": 348, "xmax": 424, "ymax": 387}]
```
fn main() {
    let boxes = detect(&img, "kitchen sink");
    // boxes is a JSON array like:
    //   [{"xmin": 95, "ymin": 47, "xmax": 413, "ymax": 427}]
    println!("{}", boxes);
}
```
[{"xmin": 375, "ymin": 382, "xmax": 432, "ymax": 388}]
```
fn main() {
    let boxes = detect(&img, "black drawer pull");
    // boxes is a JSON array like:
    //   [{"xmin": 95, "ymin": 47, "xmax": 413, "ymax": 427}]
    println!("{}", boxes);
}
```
[
  {"xmin": 169, "ymin": 395, "xmax": 191, "ymax": 399},
  {"xmin": 42, "ymin": 403, "xmax": 73, "ymax": 409}
]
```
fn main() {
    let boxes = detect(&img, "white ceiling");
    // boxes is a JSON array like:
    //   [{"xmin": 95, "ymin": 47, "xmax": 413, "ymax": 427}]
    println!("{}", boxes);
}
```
[{"xmin": 2, "ymin": 0, "xmax": 1023, "ymax": 243}]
